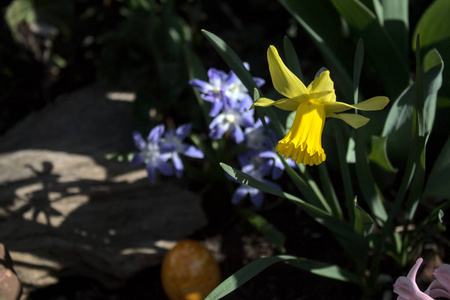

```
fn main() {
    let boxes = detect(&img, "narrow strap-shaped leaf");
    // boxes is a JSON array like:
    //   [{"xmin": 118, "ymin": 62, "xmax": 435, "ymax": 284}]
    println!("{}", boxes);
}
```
[
  {"xmin": 318, "ymin": 163, "xmax": 343, "ymax": 219},
  {"xmin": 333, "ymin": 122, "xmax": 355, "ymax": 222},
  {"xmin": 368, "ymin": 36, "xmax": 427, "ymax": 290},
  {"xmin": 354, "ymin": 130, "xmax": 388, "ymax": 225},
  {"xmin": 220, "ymin": 162, "xmax": 356, "ymax": 241},
  {"xmin": 382, "ymin": 0, "xmax": 409, "ymax": 59},
  {"xmin": 353, "ymin": 198, "xmax": 374, "ymax": 236},
  {"xmin": 279, "ymin": 0, "xmax": 354, "ymax": 100},
  {"xmin": 330, "ymin": 0, "xmax": 409, "ymax": 98},
  {"xmin": 368, "ymin": 135, "xmax": 397, "ymax": 172},
  {"xmin": 205, "ymin": 255, "xmax": 361, "ymax": 300},
  {"xmin": 184, "ymin": 47, "xmax": 211, "ymax": 124},
  {"xmin": 283, "ymin": 36, "xmax": 304, "ymax": 81},
  {"xmin": 353, "ymin": 38, "xmax": 364, "ymax": 104},
  {"xmin": 205, "ymin": 256, "xmax": 297, "ymax": 300},
  {"xmin": 286, "ymin": 258, "xmax": 362, "ymax": 285},
  {"xmin": 424, "ymin": 136, "xmax": 450, "ymax": 198},
  {"xmin": 201, "ymin": 30, "xmax": 259, "ymax": 95}
]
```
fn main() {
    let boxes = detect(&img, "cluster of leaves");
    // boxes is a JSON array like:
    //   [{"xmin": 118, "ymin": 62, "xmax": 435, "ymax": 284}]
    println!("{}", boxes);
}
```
[{"xmin": 183, "ymin": 0, "xmax": 450, "ymax": 299}]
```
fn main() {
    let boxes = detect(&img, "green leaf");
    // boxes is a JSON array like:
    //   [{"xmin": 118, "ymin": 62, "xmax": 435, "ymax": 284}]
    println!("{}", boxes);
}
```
[
  {"xmin": 382, "ymin": 0, "xmax": 409, "ymax": 59},
  {"xmin": 354, "ymin": 131, "xmax": 388, "ymax": 225},
  {"xmin": 353, "ymin": 39, "xmax": 364, "ymax": 104},
  {"xmin": 201, "ymin": 30, "xmax": 259, "ymax": 95},
  {"xmin": 238, "ymin": 208, "xmax": 286, "ymax": 253},
  {"xmin": 205, "ymin": 256, "xmax": 296, "ymax": 300},
  {"xmin": 283, "ymin": 36, "xmax": 304, "ymax": 81},
  {"xmin": 424, "ymin": 136, "xmax": 450, "ymax": 198},
  {"xmin": 286, "ymin": 257, "xmax": 362, "ymax": 285},
  {"xmin": 382, "ymin": 49, "xmax": 443, "ymax": 166},
  {"xmin": 184, "ymin": 47, "xmax": 210, "ymax": 123},
  {"xmin": 205, "ymin": 255, "xmax": 361, "ymax": 299},
  {"xmin": 412, "ymin": 0, "xmax": 450, "ymax": 52},
  {"xmin": 220, "ymin": 163, "xmax": 356, "ymax": 241},
  {"xmin": 5, "ymin": 0, "xmax": 35, "ymax": 29},
  {"xmin": 279, "ymin": 0, "xmax": 354, "ymax": 100},
  {"xmin": 330, "ymin": 0, "xmax": 410, "ymax": 98},
  {"xmin": 333, "ymin": 122, "xmax": 355, "ymax": 221},
  {"xmin": 318, "ymin": 163, "xmax": 343, "ymax": 219},
  {"xmin": 368, "ymin": 135, "xmax": 397, "ymax": 172},
  {"xmin": 353, "ymin": 198, "xmax": 374, "ymax": 236}
]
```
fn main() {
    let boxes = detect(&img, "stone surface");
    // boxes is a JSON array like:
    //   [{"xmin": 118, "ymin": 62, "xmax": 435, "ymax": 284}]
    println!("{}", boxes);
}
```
[
  {"xmin": 0, "ymin": 85, "xmax": 207, "ymax": 295},
  {"xmin": 0, "ymin": 244, "xmax": 22, "ymax": 300}
]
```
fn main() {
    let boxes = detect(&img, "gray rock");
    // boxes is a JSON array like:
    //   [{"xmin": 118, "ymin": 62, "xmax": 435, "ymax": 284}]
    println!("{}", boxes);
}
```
[{"xmin": 0, "ymin": 85, "xmax": 207, "ymax": 295}]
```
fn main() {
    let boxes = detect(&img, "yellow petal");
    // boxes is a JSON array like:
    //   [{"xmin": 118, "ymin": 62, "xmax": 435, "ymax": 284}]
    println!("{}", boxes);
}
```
[
  {"xmin": 275, "ymin": 102, "xmax": 326, "ymax": 166},
  {"xmin": 250, "ymin": 97, "xmax": 276, "ymax": 109},
  {"xmin": 267, "ymin": 46, "xmax": 307, "ymax": 99},
  {"xmin": 326, "ymin": 96, "xmax": 390, "ymax": 113},
  {"xmin": 307, "ymin": 71, "xmax": 335, "ymax": 98},
  {"xmin": 328, "ymin": 112, "xmax": 370, "ymax": 129},
  {"xmin": 251, "ymin": 97, "xmax": 299, "ymax": 111}
]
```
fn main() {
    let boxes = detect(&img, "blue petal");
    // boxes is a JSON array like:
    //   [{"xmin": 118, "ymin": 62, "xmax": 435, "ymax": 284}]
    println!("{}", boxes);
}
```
[
  {"xmin": 145, "ymin": 163, "xmax": 157, "ymax": 183},
  {"xmin": 209, "ymin": 100, "xmax": 224, "ymax": 117},
  {"xmin": 176, "ymin": 123, "xmax": 192, "ymax": 140},
  {"xmin": 240, "ymin": 113, "xmax": 255, "ymax": 128},
  {"xmin": 157, "ymin": 159, "xmax": 174, "ymax": 176},
  {"xmin": 148, "ymin": 125, "xmax": 165, "ymax": 142},
  {"xmin": 189, "ymin": 79, "xmax": 212, "ymax": 94},
  {"xmin": 209, "ymin": 126, "xmax": 227, "ymax": 140},
  {"xmin": 182, "ymin": 145, "xmax": 204, "ymax": 158},
  {"xmin": 249, "ymin": 189, "xmax": 264, "ymax": 207},
  {"xmin": 132, "ymin": 131, "xmax": 147, "ymax": 150},
  {"xmin": 253, "ymin": 77, "xmax": 265, "ymax": 87},
  {"xmin": 231, "ymin": 125, "xmax": 244, "ymax": 144},
  {"xmin": 231, "ymin": 186, "xmax": 248, "ymax": 205},
  {"xmin": 171, "ymin": 153, "xmax": 184, "ymax": 178},
  {"xmin": 131, "ymin": 152, "xmax": 145, "ymax": 166},
  {"xmin": 208, "ymin": 68, "xmax": 227, "ymax": 86}
]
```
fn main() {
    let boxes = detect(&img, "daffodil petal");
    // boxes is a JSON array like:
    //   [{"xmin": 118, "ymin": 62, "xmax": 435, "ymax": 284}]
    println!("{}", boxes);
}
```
[
  {"xmin": 267, "ymin": 45, "xmax": 307, "ymax": 98},
  {"xmin": 307, "ymin": 70, "xmax": 335, "ymax": 95},
  {"xmin": 251, "ymin": 97, "xmax": 300, "ymax": 111},
  {"xmin": 326, "ymin": 96, "xmax": 390, "ymax": 113},
  {"xmin": 276, "ymin": 102, "xmax": 326, "ymax": 166},
  {"xmin": 250, "ymin": 97, "xmax": 276, "ymax": 109},
  {"xmin": 328, "ymin": 112, "xmax": 370, "ymax": 129},
  {"xmin": 273, "ymin": 98, "xmax": 300, "ymax": 111}
]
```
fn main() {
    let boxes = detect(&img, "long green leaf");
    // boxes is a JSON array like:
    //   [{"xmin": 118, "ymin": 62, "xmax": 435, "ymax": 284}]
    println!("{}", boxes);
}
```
[
  {"xmin": 382, "ymin": 0, "xmax": 409, "ymax": 59},
  {"xmin": 220, "ymin": 163, "xmax": 356, "ymax": 241},
  {"xmin": 205, "ymin": 256, "xmax": 296, "ymax": 300},
  {"xmin": 201, "ymin": 30, "xmax": 259, "ymax": 95},
  {"xmin": 382, "ymin": 49, "xmax": 443, "ymax": 166},
  {"xmin": 354, "ymin": 130, "xmax": 388, "ymax": 225},
  {"xmin": 279, "ymin": 0, "xmax": 354, "ymax": 100},
  {"xmin": 424, "ymin": 136, "xmax": 450, "ymax": 198},
  {"xmin": 283, "ymin": 36, "xmax": 304, "ymax": 81},
  {"xmin": 353, "ymin": 38, "xmax": 364, "ymax": 104},
  {"xmin": 286, "ymin": 258, "xmax": 362, "ymax": 285},
  {"xmin": 353, "ymin": 198, "xmax": 374, "ymax": 236},
  {"xmin": 330, "ymin": 0, "xmax": 409, "ymax": 98},
  {"xmin": 205, "ymin": 255, "xmax": 360, "ymax": 300}
]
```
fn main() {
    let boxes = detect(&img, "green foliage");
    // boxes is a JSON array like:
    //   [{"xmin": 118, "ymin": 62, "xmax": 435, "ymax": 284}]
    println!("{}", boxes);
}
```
[{"xmin": 199, "ymin": 2, "xmax": 448, "ymax": 294}]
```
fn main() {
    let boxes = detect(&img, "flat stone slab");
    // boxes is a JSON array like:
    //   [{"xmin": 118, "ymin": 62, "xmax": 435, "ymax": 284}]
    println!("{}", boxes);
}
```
[{"xmin": 0, "ymin": 85, "xmax": 207, "ymax": 295}]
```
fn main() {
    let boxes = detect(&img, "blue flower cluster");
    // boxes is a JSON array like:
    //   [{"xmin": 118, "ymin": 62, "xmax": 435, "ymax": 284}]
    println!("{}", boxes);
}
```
[
  {"xmin": 190, "ymin": 64, "xmax": 296, "ymax": 207},
  {"xmin": 131, "ymin": 124, "xmax": 204, "ymax": 183}
]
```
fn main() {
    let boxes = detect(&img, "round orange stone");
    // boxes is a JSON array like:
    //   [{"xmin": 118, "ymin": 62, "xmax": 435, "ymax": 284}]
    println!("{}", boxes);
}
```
[{"xmin": 161, "ymin": 239, "xmax": 221, "ymax": 300}]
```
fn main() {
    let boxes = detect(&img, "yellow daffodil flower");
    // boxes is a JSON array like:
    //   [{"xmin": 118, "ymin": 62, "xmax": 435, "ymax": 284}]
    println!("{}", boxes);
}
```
[{"xmin": 251, "ymin": 45, "xmax": 389, "ymax": 166}]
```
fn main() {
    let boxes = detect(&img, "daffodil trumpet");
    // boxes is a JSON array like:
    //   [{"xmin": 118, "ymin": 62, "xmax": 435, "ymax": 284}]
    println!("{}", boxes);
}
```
[{"xmin": 251, "ymin": 45, "xmax": 389, "ymax": 166}]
